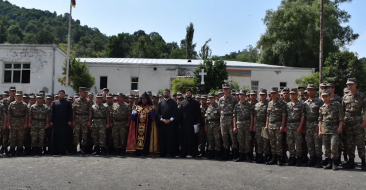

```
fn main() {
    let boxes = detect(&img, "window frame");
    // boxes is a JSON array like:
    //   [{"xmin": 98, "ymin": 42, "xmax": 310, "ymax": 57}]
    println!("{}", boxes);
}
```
[
  {"xmin": 3, "ymin": 63, "xmax": 31, "ymax": 84},
  {"xmin": 131, "ymin": 77, "xmax": 139, "ymax": 90},
  {"xmin": 251, "ymin": 81, "xmax": 259, "ymax": 91},
  {"xmin": 99, "ymin": 76, "xmax": 108, "ymax": 90},
  {"xmin": 280, "ymin": 82, "xmax": 287, "ymax": 90}
]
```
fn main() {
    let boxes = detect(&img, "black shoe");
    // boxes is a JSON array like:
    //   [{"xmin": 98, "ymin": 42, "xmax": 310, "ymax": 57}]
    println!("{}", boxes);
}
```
[
  {"xmin": 17, "ymin": 147, "xmax": 24, "ymax": 157},
  {"xmin": 38, "ymin": 147, "xmax": 43, "ymax": 156},
  {"xmin": 93, "ymin": 146, "xmax": 100, "ymax": 155},
  {"xmin": 248, "ymin": 152, "xmax": 254, "ymax": 162},
  {"xmin": 101, "ymin": 147, "xmax": 107, "ymax": 156},
  {"xmin": 324, "ymin": 158, "xmax": 332, "ymax": 169},
  {"xmin": 31, "ymin": 147, "xmax": 37, "ymax": 156},
  {"xmin": 234, "ymin": 153, "xmax": 246, "ymax": 162},
  {"xmin": 198, "ymin": 151, "xmax": 206, "ymax": 158},
  {"xmin": 286, "ymin": 157, "xmax": 296, "ymax": 166},
  {"xmin": 9, "ymin": 147, "xmax": 15, "ymax": 157},
  {"xmin": 208, "ymin": 151, "xmax": 215, "ymax": 159},
  {"xmin": 321, "ymin": 159, "xmax": 328, "ymax": 166},
  {"xmin": 25, "ymin": 147, "xmax": 31, "ymax": 156},
  {"xmin": 277, "ymin": 156, "xmax": 283, "ymax": 166},
  {"xmin": 232, "ymin": 149, "xmax": 239, "ymax": 161},
  {"xmin": 332, "ymin": 159, "xmax": 338, "ymax": 170},
  {"xmin": 114, "ymin": 148, "xmax": 121, "ymax": 156},
  {"xmin": 121, "ymin": 148, "xmax": 126, "ymax": 156},
  {"xmin": 296, "ymin": 157, "xmax": 302, "ymax": 167},
  {"xmin": 264, "ymin": 154, "xmax": 271, "ymax": 164},
  {"xmin": 219, "ymin": 149, "xmax": 230, "ymax": 161},
  {"xmin": 255, "ymin": 154, "xmax": 263, "ymax": 163},
  {"xmin": 361, "ymin": 159, "xmax": 366, "ymax": 171},
  {"xmin": 266, "ymin": 154, "xmax": 277, "ymax": 165},
  {"xmin": 80, "ymin": 146, "xmax": 86, "ymax": 156},
  {"xmin": 301, "ymin": 155, "xmax": 309, "ymax": 163},
  {"xmin": 343, "ymin": 158, "xmax": 355, "ymax": 169},
  {"xmin": 316, "ymin": 157, "xmax": 323, "ymax": 168},
  {"xmin": 179, "ymin": 154, "xmax": 187, "ymax": 158},
  {"xmin": 215, "ymin": 151, "xmax": 221, "ymax": 160},
  {"xmin": 306, "ymin": 156, "xmax": 316, "ymax": 167},
  {"xmin": 343, "ymin": 154, "xmax": 348, "ymax": 163}
]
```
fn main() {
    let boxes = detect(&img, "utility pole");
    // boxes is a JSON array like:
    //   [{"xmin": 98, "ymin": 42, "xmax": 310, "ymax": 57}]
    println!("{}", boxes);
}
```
[{"xmin": 319, "ymin": 0, "xmax": 324, "ymax": 83}]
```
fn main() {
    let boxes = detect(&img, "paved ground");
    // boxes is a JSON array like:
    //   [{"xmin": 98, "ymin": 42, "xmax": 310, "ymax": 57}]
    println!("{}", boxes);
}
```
[{"xmin": 0, "ymin": 154, "xmax": 366, "ymax": 190}]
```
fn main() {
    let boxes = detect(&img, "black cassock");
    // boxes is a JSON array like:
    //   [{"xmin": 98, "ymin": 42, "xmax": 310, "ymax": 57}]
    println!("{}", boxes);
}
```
[
  {"xmin": 157, "ymin": 98, "xmax": 178, "ymax": 157},
  {"xmin": 179, "ymin": 98, "xmax": 201, "ymax": 157},
  {"xmin": 50, "ymin": 99, "xmax": 73, "ymax": 154}
]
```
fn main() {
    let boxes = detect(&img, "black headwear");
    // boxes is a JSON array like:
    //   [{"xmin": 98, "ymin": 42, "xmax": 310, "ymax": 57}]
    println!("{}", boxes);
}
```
[{"xmin": 138, "ymin": 91, "xmax": 153, "ymax": 105}]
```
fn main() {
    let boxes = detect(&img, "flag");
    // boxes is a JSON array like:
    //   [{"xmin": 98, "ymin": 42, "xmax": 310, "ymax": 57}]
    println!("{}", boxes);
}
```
[{"xmin": 71, "ymin": 0, "xmax": 76, "ymax": 8}]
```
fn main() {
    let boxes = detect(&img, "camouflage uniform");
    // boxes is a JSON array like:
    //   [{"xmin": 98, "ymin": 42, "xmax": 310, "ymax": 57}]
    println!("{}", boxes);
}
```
[
  {"xmin": 199, "ymin": 104, "xmax": 208, "ymax": 153},
  {"xmin": 0, "ymin": 103, "xmax": 4, "ymax": 150},
  {"xmin": 91, "ymin": 104, "xmax": 109, "ymax": 148},
  {"xmin": 9, "ymin": 101, "xmax": 28, "ymax": 148},
  {"xmin": 319, "ymin": 101, "xmax": 343, "ymax": 160},
  {"xmin": 72, "ymin": 98, "xmax": 92, "ymax": 146},
  {"xmin": 253, "ymin": 100, "xmax": 270, "ymax": 154},
  {"xmin": 233, "ymin": 101, "xmax": 252, "ymax": 153},
  {"xmin": 267, "ymin": 99, "xmax": 287, "ymax": 156},
  {"xmin": 104, "ymin": 102, "xmax": 114, "ymax": 149},
  {"xmin": 1, "ymin": 97, "xmax": 15, "ymax": 150},
  {"xmin": 112, "ymin": 102, "xmax": 131, "ymax": 149},
  {"xmin": 24, "ymin": 103, "xmax": 34, "ymax": 152},
  {"xmin": 342, "ymin": 90, "xmax": 366, "ymax": 160},
  {"xmin": 29, "ymin": 104, "xmax": 48, "ymax": 147},
  {"xmin": 205, "ymin": 103, "xmax": 222, "ymax": 151},
  {"xmin": 218, "ymin": 95, "xmax": 238, "ymax": 150},
  {"xmin": 304, "ymin": 97, "xmax": 324, "ymax": 158},
  {"xmin": 286, "ymin": 100, "xmax": 305, "ymax": 158}
]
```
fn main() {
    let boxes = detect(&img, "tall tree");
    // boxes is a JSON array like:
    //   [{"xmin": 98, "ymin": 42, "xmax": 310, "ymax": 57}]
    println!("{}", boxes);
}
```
[
  {"xmin": 185, "ymin": 22, "xmax": 195, "ymax": 59},
  {"xmin": 0, "ymin": 16, "xmax": 9, "ymax": 43},
  {"xmin": 199, "ymin": 38, "xmax": 212, "ymax": 60},
  {"xmin": 257, "ymin": 0, "xmax": 358, "ymax": 68}
]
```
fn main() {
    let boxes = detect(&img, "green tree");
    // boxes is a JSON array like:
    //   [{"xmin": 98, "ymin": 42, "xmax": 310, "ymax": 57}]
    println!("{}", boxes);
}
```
[
  {"xmin": 171, "ymin": 78, "xmax": 197, "ymax": 94},
  {"xmin": 193, "ymin": 58, "xmax": 228, "ymax": 92},
  {"xmin": 58, "ymin": 58, "xmax": 95, "ymax": 92},
  {"xmin": 228, "ymin": 80, "xmax": 240, "ymax": 90},
  {"xmin": 7, "ymin": 24, "xmax": 23, "ymax": 41},
  {"xmin": 185, "ymin": 22, "xmax": 196, "ymax": 59},
  {"xmin": 36, "ymin": 30, "xmax": 54, "ymax": 44},
  {"xmin": 0, "ymin": 16, "xmax": 9, "ymax": 43},
  {"xmin": 199, "ymin": 38, "xmax": 212, "ymax": 60},
  {"xmin": 257, "ymin": 0, "xmax": 358, "ymax": 68},
  {"xmin": 295, "ymin": 72, "xmax": 320, "ymax": 89}
]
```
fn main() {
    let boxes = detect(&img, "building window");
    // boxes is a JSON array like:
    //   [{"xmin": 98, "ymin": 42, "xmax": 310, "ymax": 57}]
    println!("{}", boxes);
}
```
[
  {"xmin": 131, "ymin": 77, "xmax": 138, "ymax": 90},
  {"xmin": 3, "ymin": 63, "xmax": 30, "ymax": 83},
  {"xmin": 280, "ymin": 82, "xmax": 287, "ymax": 90},
  {"xmin": 251, "ymin": 81, "xmax": 259, "ymax": 91},
  {"xmin": 100, "ymin": 76, "xmax": 107, "ymax": 90}
]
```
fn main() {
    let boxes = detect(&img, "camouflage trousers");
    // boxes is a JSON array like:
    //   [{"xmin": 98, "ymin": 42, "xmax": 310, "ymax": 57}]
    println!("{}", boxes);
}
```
[
  {"xmin": 24, "ymin": 127, "xmax": 31, "ymax": 148},
  {"xmin": 236, "ymin": 122, "xmax": 251, "ymax": 153},
  {"xmin": 207, "ymin": 121, "xmax": 222, "ymax": 151},
  {"xmin": 2, "ymin": 128, "xmax": 9, "ymax": 148},
  {"xmin": 254, "ymin": 124, "xmax": 270, "ymax": 154},
  {"xmin": 345, "ymin": 119, "xmax": 365, "ymax": 159},
  {"xmin": 221, "ymin": 124, "xmax": 238, "ymax": 150},
  {"xmin": 10, "ymin": 118, "xmax": 25, "ymax": 148},
  {"xmin": 106, "ymin": 127, "xmax": 113, "ymax": 147},
  {"xmin": 286, "ymin": 127, "xmax": 303, "ymax": 158},
  {"xmin": 338, "ymin": 125, "xmax": 347, "ymax": 155},
  {"xmin": 198, "ymin": 124, "xmax": 207, "ymax": 152},
  {"xmin": 91, "ymin": 119, "xmax": 106, "ymax": 147},
  {"xmin": 323, "ymin": 133, "xmax": 339, "ymax": 159},
  {"xmin": 73, "ymin": 115, "xmax": 90, "ymax": 146},
  {"xmin": 31, "ymin": 121, "xmax": 45, "ymax": 147},
  {"xmin": 305, "ymin": 121, "xmax": 323, "ymax": 157},
  {"xmin": 0, "ymin": 127, "xmax": 3, "ymax": 147},
  {"xmin": 112, "ymin": 121, "xmax": 129, "ymax": 149},
  {"xmin": 268, "ymin": 124, "xmax": 283, "ymax": 156}
]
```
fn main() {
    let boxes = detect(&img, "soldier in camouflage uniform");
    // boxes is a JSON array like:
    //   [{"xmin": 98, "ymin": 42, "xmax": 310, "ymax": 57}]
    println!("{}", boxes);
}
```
[
  {"xmin": 72, "ymin": 87, "xmax": 93, "ymax": 155},
  {"xmin": 44, "ymin": 95, "xmax": 53, "ymax": 154},
  {"xmin": 342, "ymin": 78, "xmax": 366, "ymax": 170},
  {"xmin": 205, "ymin": 93, "xmax": 222, "ymax": 160},
  {"xmin": 91, "ymin": 93, "xmax": 110, "ymax": 155},
  {"xmin": 265, "ymin": 87, "xmax": 287, "ymax": 166},
  {"xmin": 304, "ymin": 84, "xmax": 324, "ymax": 168},
  {"xmin": 253, "ymin": 89, "xmax": 270, "ymax": 163},
  {"xmin": 233, "ymin": 90, "xmax": 253, "ymax": 162},
  {"xmin": 218, "ymin": 83, "xmax": 239, "ymax": 160},
  {"xmin": 248, "ymin": 90, "xmax": 258, "ymax": 162},
  {"xmin": 104, "ymin": 94, "xmax": 114, "ymax": 155},
  {"xmin": 0, "ymin": 101, "xmax": 4, "ymax": 155},
  {"xmin": 8, "ymin": 91, "xmax": 28, "ymax": 157},
  {"xmin": 198, "ymin": 95, "xmax": 208, "ymax": 157},
  {"xmin": 24, "ymin": 93, "xmax": 36, "ymax": 156},
  {"xmin": 319, "ymin": 90, "xmax": 344, "ymax": 170},
  {"xmin": 2, "ymin": 87, "xmax": 16, "ymax": 155},
  {"xmin": 28, "ymin": 94, "xmax": 49, "ymax": 156},
  {"xmin": 112, "ymin": 93, "xmax": 131, "ymax": 156},
  {"xmin": 286, "ymin": 88, "xmax": 305, "ymax": 166}
]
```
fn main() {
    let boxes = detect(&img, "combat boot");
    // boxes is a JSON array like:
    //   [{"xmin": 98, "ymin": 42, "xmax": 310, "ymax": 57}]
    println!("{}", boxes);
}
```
[
  {"xmin": 198, "ymin": 150, "xmax": 206, "ymax": 158},
  {"xmin": 121, "ymin": 148, "xmax": 126, "ymax": 156},
  {"xmin": 301, "ymin": 154, "xmax": 309, "ymax": 163},
  {"xmin": 277, "ymin": 156, "xmax": 283, "ymax": 166},
  {"xmin": 361, "ymin": 158, "xmax": 366, "ymax": 171},
  {"xmin": 306, "ymin": 156, "xmax": 316, "ymax": 167},
  {"xmin": 25, "ymin": 147, "xmax": 31, "ymax": 156},
  {"xmin": 4, "ymin": 147, "xmax": 9, "ymax": 156},
  {"xmin": 8, "ymin": 147, "xmax": 15, "ymax": 157},
  {"xmin": 264, "ymin": 154, "xmax": 271, "ymax": 164},
  {"xmin": 215, "ymin": 151, "xmax": 221, "ymax": 160},
  {"xmin": 208, "ymin": 151, "xmax": 215, "ymax": 159},
  {"xmin": 316, "ymin": 157, "xmax": 323, "ymax": 168},
  {"xmin": 93, "ymin": 146, "xmax": 100, "ymax": 155},
  {"xmin": 323, "ymin": 158, "xmax": 332, "ymax": 169},
  {"xmin": 31, "ymin": 147, "xmax": 37, "ymax": 156},
  {"xmin": 332, "ymin": 159, "xmax": 338, "ymax": 170},
  {"xmin": 343, "ymin": 158, "xmax": 355, "ymax": 169},
  {"xmin": 234, "ymin": 153, "xmax": 244, "ymax": 162},
  {"xmin": 321, "ymin": 158, "xmax": 328, "ymax": 166},
  {"xmin": 248, "ymin": 152, "xmax": 254, "ymax": 162},
  {"xmin": 266, "ymin": 154, "xmax": 277, "ymax": 165},
  {"xmin": 286, "ymin": 157, "xmax": 296, "ymax": 166},
  {"xmin": 80, "ymin": 145, "xmax": 86, "ymax": 156},
  {"xmin": 114, "ymin": 148, "xmax": 121, "ymax": 156},
  {"xmin": 219, "ymin": 149, "xmax": 230, "ymax": 161},
  {"xmin": 232, "ymin": 149, "xmax": 239, "ymax": 160},
  {"xmin": 343, "ymin": 154, "xmax": 349, "ymax": 163},
  {"xmin": 101, "ymin": 147, "xmax": 107, "ymax": 156},
  {"xmin": 255, "ymin": 154, "xmax": 263, "ymax": 163},
  {"xmin": 17, "ymin": 147, "xmax": 24, "ymax": 157},
  {"xmin": 38, "ymin": 147, "xmax": 43, "ymax": 156},
  {"xmin": 296, "ymin": 157, "xmax": 303, "ymax": 167}
]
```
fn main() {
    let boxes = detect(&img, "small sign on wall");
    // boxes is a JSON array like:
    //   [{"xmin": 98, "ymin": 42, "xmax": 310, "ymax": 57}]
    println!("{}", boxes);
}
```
[{"xmin": 227, "ymin": 69, "xmax": 251, "ymax": 77}]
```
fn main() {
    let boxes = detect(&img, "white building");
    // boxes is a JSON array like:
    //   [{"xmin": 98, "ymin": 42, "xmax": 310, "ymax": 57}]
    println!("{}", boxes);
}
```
[{"xmin": 0, "ymin": 44, "xmax": 314, "ymax": 95}]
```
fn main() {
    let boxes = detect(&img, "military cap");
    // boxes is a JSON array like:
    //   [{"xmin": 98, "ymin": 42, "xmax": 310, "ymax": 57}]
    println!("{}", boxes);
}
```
[
  {"xmin": 238, "ymin": 90, "xmax": 246, "ymax": 95},
  {"xmin": 117, "ymin": 92, "xmax": 125, "ymax": 97},
  {"xmin": 96, "ymin": 93, "xmax": 103, "ymax": 98},
  {"xmin": 235, "ymin": 92, "xmax": 239, "ymax": 95},
  {"xmin": 177, "ymin": 92, "xmax": 182, "ymax": 95},
  {"xmin": 39, "ymin": 91, "xmax": 45, "ymax": 95},
  {"xmin": 46, "ymin": 95, "xmax": 53, "ymax": 99},
  {"xmin": 152, "ymin": 94, "xmax": 157, "ymax": 98},
  {"xmin": 29, "ymin": 93, "xmax": 35, "ymax": 99},
  {"xmin": 270, "ymin": 87, "xmax": 278, "ymax": 93},
  {"xmin": 9, "ymin": 86, "xmax": 16, "ymax": 91},
  {"xmin": 259, "ymin": 89, "xmax": 267, "ymax": 95},
  {"xmin": 208, "ymin": 93, "xmax": 215, "ymax": 98},
  {"xmin": 319, "ymin": 83, "xmax": 326, "ymax": 88},
  {"xmin": 112, "ymin": 94, "xmax": 118, "ymax": 97},
  {"xmin": 218, "ymin": 89, "xmax": 224, "ymax": 94},
  {"xmin": 106, "ymin": 93, "xmax": 112, "ymax": 98},
  {"xmin": 290, "ymin": 88, "xmax": 298, "ymax": 94},
  {"xmin": 304, "ymin": 90, "xmax": 308, "ymax": 94},
  {"xmin": 125, "ymin": 94, "xmax": 130, "ymax": 97},
  {"xmin": 15, "ymin": 91, "xmax": 23, "ymax": 96},
  {"xmin": 297, "ymin": 86, "xmax": 305, "ymax": 90},
  {"xmin": 79, "ymin": 87, "xmax": 87, "ymax": 92},
  {"xmin": 307, "ymin": 84, "xmax": 316, "ymax": 89},
  {"xmin": 246, "ymin": 92, "xmax": 250, "ymax": 96},
  {"xmin": 172, "ymin": 93, "xmax": 177, "ymax": 97},
  {"xmin": 178, "ymin": 95, "xmax": 184, "ymax": 99},
  {"xmin": 74, "ymin": 93, "xmax": 80, "ymax": 98},
  {"xmin": 282, "ymin": 87, "xmax": 290, "ymax": 92},
  {"xmin": 231, "ymin": 90, "xmax": 236, "ymax": 94},
  {"xmin": 68, "ymin": 96, "xmax": 73, "ymax": 100},
  {"xmin": 147, "ymin": 91, "xmax": 152, "ymax": 95},
  {"xmin": 200, "ymin": 95, "xmax": 207, "ymax": 99},
  {"xmin": 222, "ymin": 82, "xmax": 230, "ymax": 89},
  {"xmin": 36, "ymin": 94, "xmax": 43, "ymax": 98},
  {"xmin": 88, "ymin": 92, "xmax": 94, "ymax": 96},
  {"xmin": 128, "ymin": 95, "xmax": 134, "ymax": 98},
  {"xmin": 3, "ymin": 91, "xmax": 9, "ymax": 95},
  {"xmin": 133, "ymin": 95, "xmax": 139, "ymax": 99},
  {"xmin": 343, "ymin": 87, "xmax": 350, "ymax": 93},
  {"xmin": 250, "ymin": 90, "xmax": 257, "ymax": 95},
  {"xmin": 321, "ymin": 89, "xmax": 330, "ymax": 96},
  {"xmin": 54, "ymin": 94, "xmax": 59, "ymax": 98},
  {"xmin": 196, "ymin": 94, "xmax": 201, "ymax": 99},
  {"xmin": 102, "ymin": 88, "xmax": 109, "ymax": 91},
  {"xmin": 325, "ymin": 83, "xmax": 334, "ymax": 88},
  {"xmin": 22, "ymin": 93, "xmax": 29, "ymax": 98},
  {"xmin": 346, "ymin": 78, "xmax": 357, "ymax": 84}
]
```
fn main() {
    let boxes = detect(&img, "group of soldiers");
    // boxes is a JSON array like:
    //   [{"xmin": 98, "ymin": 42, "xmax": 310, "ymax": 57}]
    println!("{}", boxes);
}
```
[{"xmin": 1, "ymin": 78, "xmax": 365, "ymax": 172}]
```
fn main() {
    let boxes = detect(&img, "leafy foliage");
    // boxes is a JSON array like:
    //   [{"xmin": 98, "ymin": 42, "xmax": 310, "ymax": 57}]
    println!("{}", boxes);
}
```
[
  {"xmin": 193, "ymin": 59, "xmax": 228, "ymax": 93},
  {"xmin": 295, "ymin": 72, "xmax": 320, "ymax": 89},
  {"xmin": 228, "ymin": 80, "xmax": 240, "ymax": 90},
  {"xmin": 171, "ymin": 78, "xmax": 197, "ymax": 94},
  {"xmin": 222, "ymin": 45, "xmax": 259, "ymax": 62}
]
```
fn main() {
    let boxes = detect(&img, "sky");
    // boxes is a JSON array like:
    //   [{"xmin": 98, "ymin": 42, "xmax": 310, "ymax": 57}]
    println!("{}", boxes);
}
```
[{"xmin": 8, "ymin": 0, "xmax": 366, "ymax": 58}]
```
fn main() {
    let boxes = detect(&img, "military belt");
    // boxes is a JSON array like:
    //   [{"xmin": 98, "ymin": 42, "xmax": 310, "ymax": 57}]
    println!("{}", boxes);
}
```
[
  {"xmin": 306, "ymin": 118, "xmax": 318, "ymax": 122},
  {"xmin": 208, "ymin": 119, "xmax": 220, "ymax": 122},
  {"xmin": 223, "ymin": 114, "xmax": 233, "ymax": 116},
  {"xmin": 113, "ymin": 118, "xmax": 127, "ymax": 122},
  {"xmin": 237, "ymin": 119, "xmax": 251, "ymax": 123},
  {"xmin": 76, "ymin": 113, "xmax": 89, "ymax": 116},
  {"xmin": 345, "ymin": 112, "xmax": 361, "ymax": 117},
  {"xmin": 93, "ymin": 117, "xmax": 106, "ymax": 120},
  {"xmin": 12, "ymin": 115, "xmax": 25, "ymax": 118},
  {"xmin": 269, "ymin": 120, "xmax": 281, "ymax": 124},
  {"xmin": 32, "ymin": 118, "xmax": 46, "ymax": 121},
  {"xmin": 322, "ymin": 121, "xmax": 338, "ymax": 126}
]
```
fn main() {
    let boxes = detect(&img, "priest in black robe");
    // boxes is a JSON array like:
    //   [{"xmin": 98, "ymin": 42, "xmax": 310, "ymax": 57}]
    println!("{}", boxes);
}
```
[
  {"xmin": 50, "ymin": 90, "xmax": 73, "ymax": 155},
  {"xmin": 157, "ymin": 89, "xmax": 179, "ymax": 157},
  {"xmin": 179, "ymin": 89, "xmax": 201, "ymax": 158}
]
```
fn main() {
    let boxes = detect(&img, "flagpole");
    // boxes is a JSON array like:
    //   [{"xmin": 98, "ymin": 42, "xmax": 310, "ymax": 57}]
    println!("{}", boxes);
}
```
[{"xmin": 66, "ymin": 4, "xmax": 72, "ymax": 94}]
